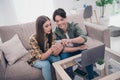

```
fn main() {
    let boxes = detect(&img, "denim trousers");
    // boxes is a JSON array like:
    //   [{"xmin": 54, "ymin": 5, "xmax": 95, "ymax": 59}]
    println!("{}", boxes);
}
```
[
  {"xmin": 33, "ymin": 55, "xmax": 60, "ymax": 80},
  {"xmin": 60, "ymin": 50, "xmax": 94, "ymax": 79}
]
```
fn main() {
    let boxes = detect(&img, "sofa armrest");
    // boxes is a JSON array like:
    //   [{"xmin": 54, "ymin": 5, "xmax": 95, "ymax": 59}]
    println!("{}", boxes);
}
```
[
  {"xmin": 84, "ymin": 22, "xmax": 110, "ymax": 48},
  {"xmin": 0, "ymin": 50, "xmax": 6, "ymax": 80},
  {"xmin": 99, "ymin": 71, "xmax": 120, "ymax": 80}
]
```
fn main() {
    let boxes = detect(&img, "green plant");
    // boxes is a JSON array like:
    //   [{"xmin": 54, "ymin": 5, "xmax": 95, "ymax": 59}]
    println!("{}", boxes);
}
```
[
  {"xmin": 96, "ymin": 0, "xmax": 114, "ymax": 17},
  {"xmin": 97, "ymin": 58, "xmax": 104, "ymax": 65}
]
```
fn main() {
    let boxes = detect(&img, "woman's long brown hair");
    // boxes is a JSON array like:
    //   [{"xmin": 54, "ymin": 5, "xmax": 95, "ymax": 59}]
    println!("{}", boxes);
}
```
[{"xmin": 36, "ymin": 16, "xmax": 52, "ymax": 52}]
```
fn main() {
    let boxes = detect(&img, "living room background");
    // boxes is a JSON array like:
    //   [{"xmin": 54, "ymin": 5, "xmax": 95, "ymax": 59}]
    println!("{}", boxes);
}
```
[
  {"xmin": 0, "ymin": 0, "xmax": 100, "ymax": 26},
  {"xmin": 0, "ymin": 0, "xmax": 118, "ymax": 26}
]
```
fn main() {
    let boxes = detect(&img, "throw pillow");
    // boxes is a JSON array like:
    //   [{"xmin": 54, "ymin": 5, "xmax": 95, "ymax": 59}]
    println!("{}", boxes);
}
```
[{"xmin": 0, "ymin": 34, "xmax": 28, "ymax": 65}]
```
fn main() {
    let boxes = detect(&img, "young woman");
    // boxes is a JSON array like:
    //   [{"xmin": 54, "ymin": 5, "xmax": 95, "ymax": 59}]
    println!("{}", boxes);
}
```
[
  {"xmin": 53, "ymin": 8, "xmax": 94, "ymax": 79},
  {"xmin": 27, "ymin": 16, "xmax": 63, "ymax": 80}
]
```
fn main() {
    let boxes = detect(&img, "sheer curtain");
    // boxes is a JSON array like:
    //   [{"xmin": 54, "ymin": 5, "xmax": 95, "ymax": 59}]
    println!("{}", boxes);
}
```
[
  {"xmin": 0, "ymin": 0, "xmax": 54, "ymax": 26},
  {"xmin": 0, "ymin": 0, "xmax": 18, "ymax": 26},
  {"xmin": 12, "ymin": 0, "xmax": 54, "ymax": 24}
]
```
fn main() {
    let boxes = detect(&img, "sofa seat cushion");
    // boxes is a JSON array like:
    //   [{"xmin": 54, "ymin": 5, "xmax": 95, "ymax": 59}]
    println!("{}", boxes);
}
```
[
  {"xmin": 87, "ymin": 36, "xmax": 105, "ymax": 53},
  {"xmin": 18, "ymin": 50, "xmax": 31, "ymax": 62},
  {"xmin": 86, "ymin": 37, "xmax": 105, "ymax": 49},
  {"xmin": 5, "ymin": 61, "xmax": 43, "ymax": 80}
]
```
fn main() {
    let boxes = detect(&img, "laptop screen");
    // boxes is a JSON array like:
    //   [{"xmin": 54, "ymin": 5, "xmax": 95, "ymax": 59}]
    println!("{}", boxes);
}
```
[{"xmin": 75, "ymin": 46, "xmax": 105, "ymax": 67}]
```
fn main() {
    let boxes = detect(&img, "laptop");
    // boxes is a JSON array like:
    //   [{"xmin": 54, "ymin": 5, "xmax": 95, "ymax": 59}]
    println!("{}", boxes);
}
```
[{"xmin": 74, "ymin": 46, "xmax": 105, "ymax": 67}]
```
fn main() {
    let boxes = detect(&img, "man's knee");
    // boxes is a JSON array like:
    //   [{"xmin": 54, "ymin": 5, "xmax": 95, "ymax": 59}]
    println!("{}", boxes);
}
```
[
  {"xmin": 60, "ymin": 52, "xmax": 71, "ymax": 59},
  {"xmin": 51, "ymin": 56, "xmax": 61, "ymax": 62}
]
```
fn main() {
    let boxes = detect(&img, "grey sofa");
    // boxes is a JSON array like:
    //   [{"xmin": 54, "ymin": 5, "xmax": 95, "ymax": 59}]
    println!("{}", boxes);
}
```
[{"xmin": 0, "ymin": 13, "xmax": 110, "ymax": 80}]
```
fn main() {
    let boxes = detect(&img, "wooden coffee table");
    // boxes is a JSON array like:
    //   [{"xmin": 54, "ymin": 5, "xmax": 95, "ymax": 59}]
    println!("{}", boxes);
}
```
[
  {"xmin": 52, "ymin": 52, "xmax": 106, "ymax": 80},
  {"xmin": 53, "ymin": 47, "xmax": 120, "ymax": 80},
  {"xmin": 53, "ymin": 54, "xmax": 82, "ymax": 80}
]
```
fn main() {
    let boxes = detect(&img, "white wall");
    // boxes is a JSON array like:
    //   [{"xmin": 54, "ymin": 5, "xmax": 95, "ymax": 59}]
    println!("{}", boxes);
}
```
[
  {"xmin": 12, "ymin": 0, "xmax": 54, "ymax": 24},
  {"xmin": 0, "ymin": 0, "xmax": 113, "ymax": 26},
  {"xmin": 53, "ymin": 0, "xmax": 96, "ymax": 15},
  {"xmin": 0, "ymin": 0, "xmax": 18, "ymax": 26},
  {"xmin": 0, "ymin": 0, "xmax": 54, "ymax": 26},
  {"xmin": 53, "ymin": 0, "xmax": 99, "ymax": 23}
]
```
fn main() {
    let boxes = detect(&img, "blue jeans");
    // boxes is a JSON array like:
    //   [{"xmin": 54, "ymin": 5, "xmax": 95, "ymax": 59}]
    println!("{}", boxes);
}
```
[
  {"xmin": 33, "ymin": 55, "xmax": 60, "ymax": 80},
  {"xmin": 60, "ymin": 50, "xmax": 94, "ymax": 79},
  {"xmin": 60, "ymin": 50, "xmax": 82, "ymax": 59}
]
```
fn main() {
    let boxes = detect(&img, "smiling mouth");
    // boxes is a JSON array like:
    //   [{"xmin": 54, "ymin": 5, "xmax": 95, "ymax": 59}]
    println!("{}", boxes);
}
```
[{"xmin": 48, "ymin": 31, "xmax": 50, "ymax": 33}]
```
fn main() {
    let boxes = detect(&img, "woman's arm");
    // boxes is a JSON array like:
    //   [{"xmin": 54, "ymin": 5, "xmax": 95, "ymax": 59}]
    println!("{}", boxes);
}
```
[
  {"xmin": 51, "ymin": 43, "xmax": 64, "ymax": 56},
  {"xmin": 51, "ymin": 33, "xmax": 64, "ymax": 56},
  {"xmin": 40, "ymin": 48, "xmax": 53, "ymax": 60},
  {"xmin": 61, "ymin": 37, "xmax": 85, "ymax": 46},
  {"xmin": 30, "ymin": 35, "xmax": 52, "ymax": 60}
]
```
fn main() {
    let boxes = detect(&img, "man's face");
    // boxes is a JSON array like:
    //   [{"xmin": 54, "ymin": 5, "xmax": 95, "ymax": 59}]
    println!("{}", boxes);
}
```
[{"xmin": 55, "ymin": 15, "xmax": 67, "ymax": 30}]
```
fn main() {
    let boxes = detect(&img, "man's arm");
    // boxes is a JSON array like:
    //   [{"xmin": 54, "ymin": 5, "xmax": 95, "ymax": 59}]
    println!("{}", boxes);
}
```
[
  {"xmin": 70, "ymin": 36, "xmax": 85, "ymax": 44},
  {"xmin": 63, "ymin": 44, "xmax": 88, "ymax": 53},
  {"xmin": 73, "ymin": 23, "xmax": 87, "ymax": 44}
]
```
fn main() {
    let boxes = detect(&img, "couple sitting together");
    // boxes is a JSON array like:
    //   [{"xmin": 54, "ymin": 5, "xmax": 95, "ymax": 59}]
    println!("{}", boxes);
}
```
[{"xmin": 27, "ymin": 8, "xmax": 94, "ymax": 80}]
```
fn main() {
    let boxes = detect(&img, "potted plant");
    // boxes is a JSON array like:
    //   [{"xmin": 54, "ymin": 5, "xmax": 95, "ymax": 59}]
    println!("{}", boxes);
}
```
[
  {"xmin": 96, "ymin": 0, "xmax": 114, "ymax": 18},
  {"xmin": 96, "ymin": 58, "xmax": 105, "ymax": 70}
]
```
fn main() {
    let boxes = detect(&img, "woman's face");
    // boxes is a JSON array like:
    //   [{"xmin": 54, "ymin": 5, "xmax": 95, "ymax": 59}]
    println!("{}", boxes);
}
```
[
  {"xmin": 43, "ymin": 20, "xmax": 52, "ymax": 34},
  {"xmin": 55, "ymin": 15, "xmax": 67, "ymax": 31}
]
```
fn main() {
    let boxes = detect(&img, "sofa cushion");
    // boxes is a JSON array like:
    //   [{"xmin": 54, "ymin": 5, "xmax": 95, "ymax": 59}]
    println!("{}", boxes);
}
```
[
  {"xmin": 6, "ymin": 61, "xmax": 43, "ymax": 80},
  {"xmin": 17, "ymin": 22, "xmax": 35, "ymax": 49},
  {"xmin": 0, "ymin": 24, "xmax": 20, "ymax": 43},
  {"xmin": 0, "ymin": 34, "xmax": 28, "ymax": 65},
  {"xmin": 0, "ymin": 22, "xmax": 35, "ymax": 50},
  {"xmin": 86, "ymin": 37, "xmax": 105, "ymax": 49}
]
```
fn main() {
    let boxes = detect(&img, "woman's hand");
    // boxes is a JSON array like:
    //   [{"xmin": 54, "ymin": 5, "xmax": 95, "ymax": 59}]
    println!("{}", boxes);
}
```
[
  {"xmin": 51, "ymin": 43, "xmax": 63, "ymax": 56},
  {"xmin": 61, "ymin": 39, "xmax": 72, "ymax": 46}
]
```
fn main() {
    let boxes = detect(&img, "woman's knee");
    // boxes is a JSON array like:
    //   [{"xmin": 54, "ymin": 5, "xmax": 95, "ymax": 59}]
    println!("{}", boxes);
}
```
[
  {"xmin": 42, "ymin": 61, "xmax": 51, "ymax": 68},
  {"xmin": 33, "ymin": 60, "xmax": 51, "ymax": 68}
]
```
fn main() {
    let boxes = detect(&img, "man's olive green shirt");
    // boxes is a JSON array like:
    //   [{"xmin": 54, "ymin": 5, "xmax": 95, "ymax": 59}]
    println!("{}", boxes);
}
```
[{"xmin": 54, "ymin": 22, "xmax": 87, "ymax": 44}]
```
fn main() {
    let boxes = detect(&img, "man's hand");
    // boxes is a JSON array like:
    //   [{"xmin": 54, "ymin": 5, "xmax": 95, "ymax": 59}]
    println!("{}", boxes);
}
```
[{"xmin": 78, "ymin": 44, "xmax": 88, "ymax": 50}]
